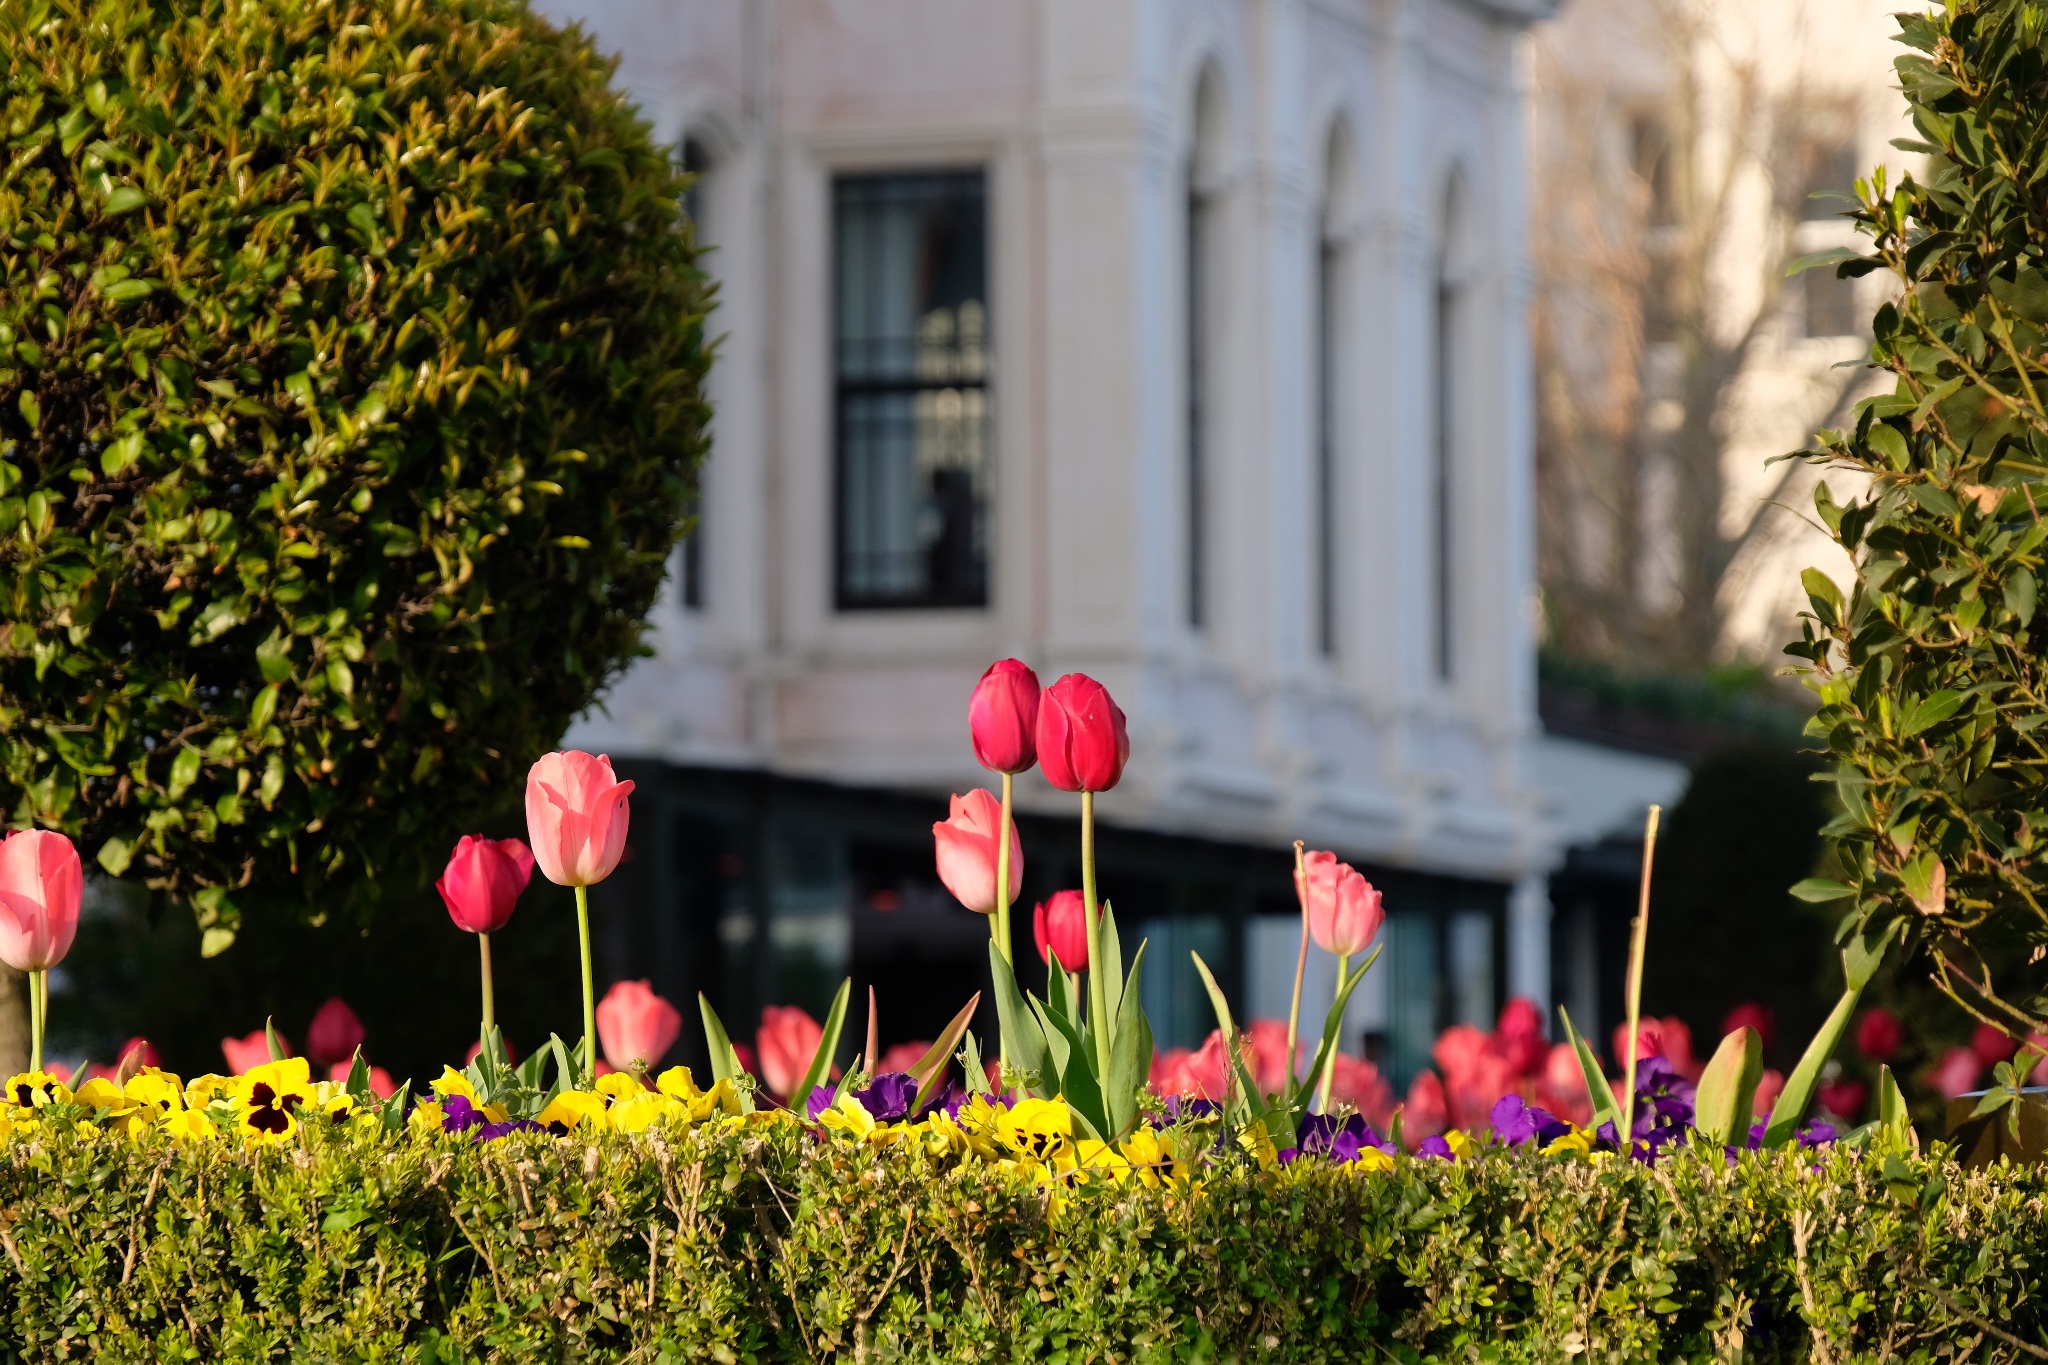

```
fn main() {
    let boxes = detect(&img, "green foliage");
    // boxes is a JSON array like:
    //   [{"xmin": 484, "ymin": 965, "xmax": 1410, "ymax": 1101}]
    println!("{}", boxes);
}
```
[
  {"xmin": 0, "ymin": 0, "xmax": 711, "ymax": 940},
  {"xmin": 1792, "ymin": 0, "xmax": 2048, "ymax": 1037},
  {"xmin": 0, "ymin": 1127, "xmax": 2045, "ymax": 1361}
]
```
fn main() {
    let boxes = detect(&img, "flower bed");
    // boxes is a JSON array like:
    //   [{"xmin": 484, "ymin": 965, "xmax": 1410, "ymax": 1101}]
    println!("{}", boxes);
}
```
[{"xmin": 0, "ymin": 1093, "xmax": 2040, "ymax": 1362}]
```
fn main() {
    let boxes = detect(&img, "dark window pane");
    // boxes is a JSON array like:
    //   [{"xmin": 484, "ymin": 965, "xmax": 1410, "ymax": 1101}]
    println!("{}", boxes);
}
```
[
  {"xmin": 1802, "ymin": 266, "xmax": 1859, "ymax": 338},
  {"xmin": 834, "ymin": 172, "xmax": 990, "ymax": 609},
  {"xmin": 680, "ymin": 138, "xmax": 711, "ymax": 610},
  {"xmin": 1800, "ymin": 138, "xmax": 1858, "ymax": 222}
]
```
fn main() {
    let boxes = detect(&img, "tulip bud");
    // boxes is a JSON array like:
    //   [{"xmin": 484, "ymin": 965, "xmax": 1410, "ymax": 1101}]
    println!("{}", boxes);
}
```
[
  {"xmin": 968, "ymin": 659, "xmax": 1041, "ymax": 774},
  {"xmin": 1034, "ymin": 673, "xmax": 1129, "ymax": 793},
  {"xmin": 1032, "ymin": 890, "xmax": 1090, "ymax": 971},
  {"xmin": 932, "ymin": 789, "xmax": 1023, "ymax": 914},
  {"xmin": 757, "ymin": 1005, "xmax": 823, "ymax": 1101},
  {"xmin": 1721, "ymin": 1001, "xmax": 1776, "ymax": 1052},
  {"xmin": 0, "ymin": 829, "xmax": 82, "ymax": 973},
  {"xmin": 596, "ymin": 980, "xmax": 683, "ymax": 1071},
  {"xmin": 524, "ymin": 751, "xmax": 635, "ymax": 887},
  {"xmin": 1294, "ymin": 850, "xmax": 1384, "ymax": 957},
  {"xmin": 222, "ymin": 1029, "xmax": 287, "ymax": 1076},
  {"xmin": 305, "ymin": 997, "xmax": 366, "ymax": 1070},
  {"xmin": 437, "ymin": 835, "xmax": 537, "ymax": 934}
]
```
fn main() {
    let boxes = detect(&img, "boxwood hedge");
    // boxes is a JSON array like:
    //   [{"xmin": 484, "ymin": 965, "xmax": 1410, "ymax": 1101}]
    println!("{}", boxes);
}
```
[{"xmin": 0, "ymin": 1126, "xmax": 2042, "ymax": 1362}]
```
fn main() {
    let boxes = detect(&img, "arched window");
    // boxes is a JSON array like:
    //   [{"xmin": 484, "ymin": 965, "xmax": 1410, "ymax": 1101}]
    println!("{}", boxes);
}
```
[
  {"xmin": 1185, "ymin": 69, "xmax": 1227, "ymax": 632},
  {"xmin": 1431, "ymin": 173, "xmax": 1467, "ymax": 683},
  {"xmin": 680, "ymin": 137, "xmax": 713, "ymax": 611},
  {"xmin": 1316, "ymin": 124, "xmax": 1360, "ymax": 660}
]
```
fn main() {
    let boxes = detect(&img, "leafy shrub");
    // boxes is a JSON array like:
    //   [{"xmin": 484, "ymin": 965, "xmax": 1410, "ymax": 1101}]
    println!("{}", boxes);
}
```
[
  {"xmin": 0, "ymin": 0, "xmax": 710, "ymax": 943},
  {"xmin": 0, "ymin": 1124, "xmax": 2041, "ymax": 1362},
  {"xmin": 1792, "ymin": 0, "xmax": 2048, "ymax": 1035}
]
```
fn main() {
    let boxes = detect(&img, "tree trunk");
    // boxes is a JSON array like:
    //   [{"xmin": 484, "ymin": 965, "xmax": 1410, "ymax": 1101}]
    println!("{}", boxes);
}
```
[{"xmin": 0, "ymin": 964, "xmax": 27, "ymax": 1076}]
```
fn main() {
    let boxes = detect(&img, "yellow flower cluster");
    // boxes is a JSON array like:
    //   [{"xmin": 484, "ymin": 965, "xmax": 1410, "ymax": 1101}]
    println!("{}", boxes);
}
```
[
  {"xmin": 2, "ymin": 1059, "xmax": 375, "ymax": 1144},
  {"xmin": 408, "ymin": 1066, "xmax": 762, "ymax": 1138}
]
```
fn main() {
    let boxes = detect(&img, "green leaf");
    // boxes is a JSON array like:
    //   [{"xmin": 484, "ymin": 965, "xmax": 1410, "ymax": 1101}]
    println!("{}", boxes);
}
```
[
  {"xmin": 1899, "ymin": 690, "xmax": 1963, "ymax": 736},
  {"xmin": 1103, "ymin": 941, "xmax": 1150, "ymax": 1138},
  {"xmin": 95, "ymin": 836, "xmax": 135, "ymax": 877},
  {"xmin": 1098, "ymin": 900, "xmax": 1124, "ymax": 1040},
  {"xmin": 1802, "ymin": 568, "xmax": 1847, "ymax": 625},
  {"xmin": 265, "ymin": 1017, "xmax": 287, "ymax": 1063},
  {"xmin": 1692, "ymin": 1026, "xmax": 1763, "ymax": 1147},
  {"xmin": 2006, "ymin": 568, "xmax": 2037, "ymax": 627},
  {"xmin": 1300, "ymin": 945, "xmax": 1382, "ymax": 1114},
  {"xmin": 17, "ymin": 392, "xmax": 39, "ymax": 432},
  {"xmin": 789, "ymin": 978, "xmax": 851, "ymax": 1105},
  {"xmin": 987, "ymin": 941, "xmax": 1048, "ymax": 1093},
  {"xmin": 1558, "ymin": 1007, "xmax": 1623, "ymax": 1134},
  {"xmin": 167, "ymin": 745, "xmax": 202, "ymax": 800},
  {"xmin": 1190, "ymin": 951, "xmax": 1267, "ymax": 1121},
  {"xmin": 1790, "ymin": 878, "xmax": 1857, "ymax": 903},
  {"xmin": 321, "ymin": 1208, "xmax": 369, "ymax": 1234},
  {"xmin": 698, "ymin": 994, "xmax": 745, "ymax": 1084},
  {"xmin": 1787, "ymin": 246, "xmax": 1862, "ymax": 276},
  {"xmin": 102, "ymin": 276, "xmax": 154, "ymax": 300},
  {"xmin": 1764, "ymin": 923, "xmax": 1900, "ymax": 1147},
  {"xmin": 1867, "ymin": 424, "xmax": 1910, "ymax": 470},
  {"xmin": 907, "ymin": 992, "xmax": 981, "ymax": 1114}
]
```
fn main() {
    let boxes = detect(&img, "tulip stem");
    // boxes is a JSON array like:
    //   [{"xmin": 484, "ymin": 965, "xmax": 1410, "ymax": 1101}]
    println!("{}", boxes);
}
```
[
  {"xmin": 1619, "ymin": 804, "xmax": 1662, "ymax": 1153},
  {"xmin": 994, "ymin": 774, "xmax": 1014, "ymax": 967},
  {"xmin": 1081, "ymin": 790, "xmax": 1111, "ymax": 1083},
  {"xmin": 575, "ymin": 884, "xmax": 596, "ymax": 1087},
  {"xmin": 1285, "ymin": 841, "xmax": 1309, "ymax": 1105},
  {"xmin": 479, "ymin": 931, "xmax": 497, "ymax": 1039},
  {"xmin": 27, "ymin": 968, "xmax": 42, "ymax": 1075},
  {"xmin": 1315, "ymin": 954, "xmax": 1350, "ymax": 1114}
]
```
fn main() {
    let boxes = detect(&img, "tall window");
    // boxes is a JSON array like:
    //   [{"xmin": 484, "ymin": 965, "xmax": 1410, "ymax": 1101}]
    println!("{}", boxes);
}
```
[
  {"xmin": 833, "ymin": 171, "xmax": 990, "ymax": 609},
  {"xmin": 1432, "ymin": 182, "xmax": 1464, "ymax": 684},
  {"xmin": 680, "ymin": 138, "xmax": 712, "ymax": 610},
  {"xmin": 1186, "ymin": 171, "xmax": 1214, "ymax": 631},
  {"xmin": 1797, "ymin": 136, "xmax": 1861, "ymax": 339},
  {"xmin": 1316, "ymin": 233, "xmax": 1338, "ymax": 657}
]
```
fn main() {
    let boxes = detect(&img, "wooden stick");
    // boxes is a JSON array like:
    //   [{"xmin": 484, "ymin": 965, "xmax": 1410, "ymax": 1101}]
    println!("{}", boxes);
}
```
[{"xmin": 1619, "ymin": 804, "xmax": 1663, "ymax": 1150}]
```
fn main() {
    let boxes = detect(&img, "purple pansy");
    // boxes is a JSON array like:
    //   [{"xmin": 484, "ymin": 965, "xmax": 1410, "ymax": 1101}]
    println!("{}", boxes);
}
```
[
  {"xmin": 1161, "ymin": 1096, "xmax": 1220, "ymax": 1122},
  {"xmin": 476, "ymin": 1118, "xmax": 544, "ymax": 1142},
  {"xmin": 805, "ymin": 1085, "xmax": 836, "ymax": 1123},
  {"xmin": 1490, "ymin": 1094, "xmax": 1571, "ymax": 1146},
  {"xmin": 854, "ymin": 1072, "xmax": 918, "ymax": 1122},
  {"xmin": 441, "ymin": 1094, "xmax": 487, "ymax": 1134},
  {"xmin": 1417, "ymin": 1135, "xmax": 1454, "ymax": 1160}
]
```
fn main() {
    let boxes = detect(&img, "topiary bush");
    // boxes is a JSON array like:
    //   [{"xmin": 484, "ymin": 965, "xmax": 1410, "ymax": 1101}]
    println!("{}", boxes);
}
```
[
  {"xmin": 1791, "ymin": 0, "xmax": 2048, "ymax": 1037},
  {"xmin": 0, "ymin": 0, "xmax": 710, "ymax": 944}
]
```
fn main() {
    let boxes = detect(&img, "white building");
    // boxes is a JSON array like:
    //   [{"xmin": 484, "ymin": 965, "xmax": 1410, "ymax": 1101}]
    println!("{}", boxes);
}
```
[{"xmin": 546, "ymin": 0, "xmax": 1578, "ymax": 1080}]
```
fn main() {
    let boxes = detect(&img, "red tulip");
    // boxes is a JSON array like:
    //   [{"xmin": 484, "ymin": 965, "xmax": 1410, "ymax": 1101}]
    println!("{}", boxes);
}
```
[
  {"xmin": 1149, "ymin": 1046, "xmax": 1194, "ymax": 1097},
  {"xmin": 969, "ymin": 659, "xmax": 1041, "ymax": 774},
  {"xmin": 1721, "ymin": 1001, "xmax": 1776, "ymax": 1052},
  {"xmin": 524, "ymin": 751, "xmax": 635, "ymax": 887},
  {"xmin": 1751, "ymin": 1068, "xmax": 1785, "ymax": 1117},
  {"xmin": 1539, "ymin": 1042, "xmax": 1593, "ymax": 1126},
  {"xmin": 327, "ymin": 1060, "xmax": 398, "ymax": 1098},
  {"xmin": 1971, "ymin": 1021, "xmax": 2017, "ymax": 1066},
  {"xmin": 875, "ymin": 1040, "xmax": 930, "ymax": 1076},
  {"xmin": 1294, "ymin": 850, "xmax": 1384, "ymax": 957},
  {"xmin": 932, "ymin": 789, "xmax": 1023, "ymax": 914},
  {"xmin": 1855, "ymin": 1008, "xmax": 1903, "ymax": 1064},
  {"xmin": 306, "ymin": 997, "xmax": 365, "ymax": 1070},
  {"xmin": 1032, "ymin": 890, "xmax": 1089, "ymax": 971},
  {"xmin": 1323, "ymin": 1054, "xmax": 1395, "ymax": 1128},
  {"xmin": 0, "ymin": 829, "xmax": 81, "ymax": 972},
  {"xmin": 437, "ymin": 835, "xmax": 536, "ymax": 933},
  {"xmin": 1034, "ymin": 674, "xmax": 1129, "ymax": 793},
  {"xmin": 1244, "ymin": 1018, "xmax": 1305, "ymax": 1096},
  {"xmin": 222, "ymin": 1029, "xmax": 287, "ymax": 1076},
  {"xmin": 757, "ymin": 1005, "xmax": 822, "ymax": 1100},
  {"xmin": 596, "ymin": 980, "xmax": 683, "ymax": 1071},
  {"xmin": 1402, "ymin": 1070, "xmax": 1449, "ymax": 1142},
  {"xmin": 1817, "ymin": 1078, "xmax": 1868, "ymax": 1121},
  {"xmin": 1492, "ymin": 998, "xmax": 1548, "ymax": 1078},
  {"xmin": 1931, "ymin": 1045, "xmax": 1983, "ymax": 1099}
]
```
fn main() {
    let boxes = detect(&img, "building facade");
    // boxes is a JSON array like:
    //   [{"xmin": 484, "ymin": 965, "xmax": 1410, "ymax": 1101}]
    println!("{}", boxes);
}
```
[{"xmin": 543, "ymin": 0, "xmax": 1564, "ymax": 1082}]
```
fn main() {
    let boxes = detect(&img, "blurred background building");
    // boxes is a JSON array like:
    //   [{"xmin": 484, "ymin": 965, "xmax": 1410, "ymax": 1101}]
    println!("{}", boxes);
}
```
[{"xmin": 542, "ymin": 0, "xmax": 1580, "ymax": 1083}]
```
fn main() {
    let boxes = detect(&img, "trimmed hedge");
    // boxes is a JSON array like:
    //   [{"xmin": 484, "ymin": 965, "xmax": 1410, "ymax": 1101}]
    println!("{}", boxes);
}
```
[{"xmin": 1, "ymin": 1126, "xmax": 2043, "ymax": 1362}]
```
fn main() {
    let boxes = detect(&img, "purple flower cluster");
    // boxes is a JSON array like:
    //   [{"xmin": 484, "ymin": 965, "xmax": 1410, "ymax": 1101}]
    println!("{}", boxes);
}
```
[
  {"xmin": 1277, "ymin": 1113, "xmax": 1395, "ymax": 1166},
  {"xmin": 439, "ymin": 1094, "xmax": 543, "ymax": 1143},
  {"xmin": 1489, "ymin": 1094, "xmax": 1572, "ymax": 1146}
]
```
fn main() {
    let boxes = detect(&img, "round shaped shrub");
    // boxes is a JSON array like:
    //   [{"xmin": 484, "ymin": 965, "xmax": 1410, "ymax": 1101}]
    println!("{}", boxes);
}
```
[{"xmin": 0, "ymin": 0, "xmax": 710, "ymax": 945}]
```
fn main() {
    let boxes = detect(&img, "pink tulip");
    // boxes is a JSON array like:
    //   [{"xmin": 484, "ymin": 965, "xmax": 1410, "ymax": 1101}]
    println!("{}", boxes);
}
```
[
  {"xmin": 1751, "ymin": 1068, "xmax": 1786, "ymax": 1117},
  {"xmin": 327, "ymin": 1060, "xmax": 398, "ymax": 1098},
  {"xmin": 1244, "ymin": 1018, "xmax": 1306, "ymax": 1097},
  {"xmin": 1294, "ymin": 850, "xmax": 1384, "ymax": 957},
  {"xmin": 1034, "ymin": 674, "xmax": 1130, "ymax": 793},
  {"xmin": 757, "ymin": 1005, "xmax": 823, "ymax": 1100},
  {"xmin": 0, "ymin": 829, "xmax": 81, "ymax": 973},
  {"xmin": 875, "ymin": 1040, "xmax": 930, "ymax": 1076},
  {"xmin": 524, "ymin": 751, "xmax": 635, "ymax": 887},
  {"xmin": 1932, "ymin": 1045, "xmax": 1983, "ymax": 1099},
  {"xmin": 1032, "ymin": 890, "xmax": 1090, "ymax": 971},
  {"xmin": 305, "ymin": 997, "xmax": 365, "ymax": 1070},
  {"xmin": 1538, "ymin": 1042, "xmax": 1593, "ymax": 1126},
  {"xmin": 1971, "ymin": 1021, "xmax": 2017, "ymax": 1066},
  {"xmin": 596, "ymin": 979, "xmax": 683, "ymax": 1071},
  {"xmin": 463, "ymin": 1037, "xmax": 521, "ymax": 1066},
  {"xmin": 1402, "ymin": 1070, "xmax": 1448, "ymax": 1142},
  {"xmin": 1492, "ymin": 998, "xmax": 1547, "ymax": 1078},
  {"xmin": 1818, "ymin": 1078, "xmax": 1868, "ymax": 1121},
  {"xmin": 1855, "ymin": 1008, "xmax": 1903, "ymax": 1064},
  {"xmin": 1178, "ymin": 1030, "xmax": 1244, "ymax": 1101},
  {"xmin": 932, "ymin": 790, "xmax": 1023, "ymax": 914},
  {"xmin": 222, "ymin": 1029, "xmax": 287, "ymax": 1076},
  {"xmin": 969, "ymin": 659, "xmax": 1041, "ymax": 774},
  {"xmin": 1149, "ymin": 1046, "xmax": 1195, "ymax": 1097},
  {"xmin": 1323, "ymin": 1054, "xmax": 1395, "ymax": 1128},
  {"xmin": 437, "ymin": 835, "xmax": 536, "ymax": 934}
]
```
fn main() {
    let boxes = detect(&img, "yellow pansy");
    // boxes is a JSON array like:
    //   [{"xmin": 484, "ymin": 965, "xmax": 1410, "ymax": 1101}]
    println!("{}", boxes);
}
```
[
  {"xmin": 1542, "ymin": 1128, "xmax": 1595, "ymax": 1159},
  {"xmin": 607, "ymin": 1091, "xmax": 678, "ymax": 1133},
  {"xmin": 162, "ymin": 1109, "xmax": 218, "ymax": 1142},
  {"xmin": 997, "ymin": 1097, "xmax": 1072, "ymax": 1163},
  {"xmin": 594, "ymin": 1072, "xmax": 644, "ymax": 1104},
  {"xmin": 1236, "ymin": 1123, "xmax": 1279, "ymax": 1170},
  {"xmin": 1443, "ymin": 1130, "xmax": 1476, "ymax": 1160},
  {"xmin": 5, "ymin": 1070, "xmax": 72, "ymax": 1113},
  {"xmin": 428, "ymin": 1067, "xmax": 481, "ymax": 1106},
  {"xmin": 817, "ymin": 1094, "xmax": 877, "ymax": 1141},
  {"xmin": 1071, "ymin": 1139, "xmax": 1132, "ymax": 1186},
  {"xmin": 74, "ymin": 1119, "xmax": 101, "ymax": 1141},
  {"xmin": 235, "ymin": 1058, "xmax": 314, "ymax": 1143},
  {"xmin": 184, "ymin": 1074, "xmax": 236, "ymax": 1110},
  {"xmin": 124, "ymin": 1069, "xmax": 185, "ymax": 1119},
  {"xmin": 314, "ymin": 1093, "xmax": 360, "ymax": 1126},
  {"xmin": 951, "ymin": 1094, "xmax": 1009, "ymax": 1160},
  {"xmin": 1352, "ymin": 1145, "xmax": 1396, "ymax": 1173},
  {"xmin": 1120, "ymin": 1127, "xmax": 1179, "ymax": 1186},
  {"xmin": 654, "ymin": 1066, "xmax": 702, "ymax": 1102},
  {"xmin": 535, "ymin": 1090, "xmax": 608, "ymax": 1134},
  {"xmin": 408, "ymin": 1101, "xmax": 447, "ymax": 1136}
]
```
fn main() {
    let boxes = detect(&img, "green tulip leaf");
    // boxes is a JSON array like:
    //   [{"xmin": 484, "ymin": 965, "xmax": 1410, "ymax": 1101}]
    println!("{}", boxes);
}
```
[
  {"xmin": 1558, "ymin": 1007, "xmax": 1623, "ymax": 1135},
  {"xmin": 790, "ymin": 978, "xmax": 851, "ymax": 1106},
  {"xmin": 1693, "ymin": 1026, "xmax": 1763, "ymax": 1148}
]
